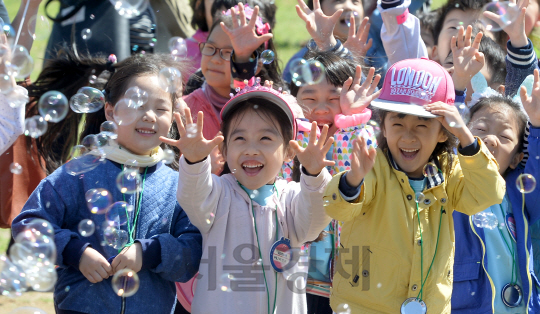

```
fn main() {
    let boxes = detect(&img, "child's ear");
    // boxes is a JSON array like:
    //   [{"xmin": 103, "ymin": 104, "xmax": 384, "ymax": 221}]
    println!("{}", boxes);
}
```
[
  {"xmin": 509, "ymin": 152, "xmax": 524, "ymax": 170},
  {"xmin": 104, "ymin": 102, "xmax": 115, "ymax": 122},
  {"xmin": 497, "ymin": 85, "xmax": 506, "ymax": 95},
  {"xmin": 284, "ymin": 145, "xmax": 295, "ymax": 163},
  {"xmin": 437, "ymin": 129, "xmax": 449, "ymax": 143},
  {"xmin": 431, "ymin": 45, "xmax": 440, "ymax": 63}
]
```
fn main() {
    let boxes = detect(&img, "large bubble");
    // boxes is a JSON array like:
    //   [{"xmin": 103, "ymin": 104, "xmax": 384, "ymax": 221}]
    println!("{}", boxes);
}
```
[
  {"xmin": 38, "ymin": 91, "xmax": 69, "ymax": 122},
  {"xmin": 112, "ymin": 268, "xmax": 140, "ymax": 297},
  {"xmin": 85, "ymin": 188, "xmax": 112, "ymax": 214},
  {"xmin": 70, "ymin": 87, "xmax": 105, "ymax": 113}
]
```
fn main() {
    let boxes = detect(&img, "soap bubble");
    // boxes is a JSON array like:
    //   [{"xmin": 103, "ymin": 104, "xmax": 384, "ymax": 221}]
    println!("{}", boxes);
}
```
[
  {"xmin": 25, "ymin": 265, "xmax": 57, "ymax": 291},
  {"xmin": 8, "ymin": 46, "xmax": 34, "ymax": 79},
  {"xmin": 100, "ymin": 121, "xmax": 118, "ymax": 139},
  {"xmin": 205, "ymin": 213, "xmax": 215, "ymax": 224},
  {"xmin": 336, "ymin": 303, "xmax": 351, "ymax": 314},
  {"xmin": 105, "ymin": 202, "xmax": 129, "ymax": 226},
  {"xmin": 78, "ymin": 219, "xmax": 95, "ymax": 237},
  {"xmin": 290, "ymin": 58, "xmax": 326, "ymax": 86},
  {"xmin": 70, "ymin": 87, "xmax": 105, "ymax": 113},
  {"xmin": 261, "ymin": 50, "xmax": 275, "ymax": 64},
  {"xmin": 162, "ymin": 148, "xmax": 175, "ymax": 164},
  {"xmin": 249, "ymin": 189, "xmax": 259, "ymax": 199},
  {"xmin": 10, "ymin": 235, "xmax": 56, "ymax": 268},
  {"xmin": 28, "ymin": 15, "xmax": 51, "ymax": 41},
  {"xmin": 88, "ymin": 75, "xmax": 97, "ymax": 84},
  {"xmin": 168, "ymin": 37, "xmax": 187, "ymax": 58},
  {"xmin": 158, "ymin": 67, "xmax": 182, "ymax": 93},
  {"xmin": 473, "ymin": 212, "xmax": 498, "ymax": 229},
  {"xmin": 124, "ymin": 159, "xmax": 139, "ymax": 171},
  {"xmin": 38, "ymin": 91, "xmax": 69, "ymax": 122},
  {"xmin": 423, "ymin": 162, "xmax": 438, "ymax": 177},
  {"xmin": 24, "ymin": 116, "xmax": 47, "ymax": 138},
  {"xmin": 516, "ymin": 173, "xmax": 536, "ymax": 193},
  {"xmin": 9, "ymin": 307, "xmax": 48, "ymax": 314},
  {"xmin": 116, "ymin": 170, "xmax": 141, "ymax": 194},
  {"xmin": 113, "ymin": 98, "xmax": 139, "ymax": 126},
  {"xmin": 219, "ymin": 273, "xmax": 232, "ymax": 292},
  {"xmin": 306, "ymin": 39, "xmax": 317, "ymax": 51},
  {"xmin": 9, "ymin": 163, "xmax": 22, "ymax": 175},
  {"xmin": 22, "ymin": 218, "xmax": 55, "ymax": 240},
  {"xmin": 445, "ymin": 115, "xmax": 463, "ymax": 128},
  {"xmin": 480, "ymin": 1, "xmax": 519, "ymax": 32},
  {"xmin": 0, "ymin": 74, "xmax": 13, "ymax": 94},
  {"xmin": 81, "ymin": 134, "xmax": 99, "ymax": 151},
  {"xmin": 81, "ymin": 28, "xmax": 92, "ymax": 40},
  {"xmin": 0, "ymin": 255, "xmax": 27, "ymax": 297},
  {"xmin": 109, "ymin": 0, "xmax": 149, "ymax": 18},
  {"xmin": 6, "ymin": 86, "xmax": 29, "ymax": 108},
  {"xmin": 112, "ymin": 268, "xmax": 140, "ymax": 297},
  {"xmin": 65, "ymin": 154, "xmax": 105, "ymax": 176},
  {"xmin": 103, "ymin": 225, "xmax": 128, "ymax": 249},
  {"xmin": 124, "ymin": 86, "xmax": 148, "ymax": 107},
  {"xmin": 85, "ymin": 188, "xmax": 112, "ymax": 214},
  {"xmin": 96, "ymin": 133, "xmax": 110, "ymax": 147},
  {"xmin": 186, "ymin": 123, "xmax": 197, "ymax": 138},
  {"xmin": 415, "ymin": 192, "xmax": 425, "ymax": 203}
]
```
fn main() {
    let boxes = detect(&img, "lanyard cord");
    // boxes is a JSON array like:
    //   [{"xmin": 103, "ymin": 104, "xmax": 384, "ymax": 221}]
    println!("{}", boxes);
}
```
[
  {"xmin": 491, "ymin": 202, "xmax": 517, "ymax": 285},
  {"xmin": 415, "ymin": 202, "xmax": 444, "ymax": 300},
  {"xmin": 238, "ymin": 182, "xmax": 278, "ymax": 314},
  {"xmin": 121, "ymin": 165, "xmax": 148, "ymax": 251}
]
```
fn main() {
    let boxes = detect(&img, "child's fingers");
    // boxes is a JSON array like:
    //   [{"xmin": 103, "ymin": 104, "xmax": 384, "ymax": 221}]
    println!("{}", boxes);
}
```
[
  {"xmin": 238, "ymin": 3, "xmax": 248, "ymax": 26},
  {"xmin": 257, "ymin": 33, "xmax": 274, "ymax": 44},
  {"xmin": 220, "ymin": 22, "xmax": 233, "ymax": 37},
  {"xmin": 319, "ymin": 124, "xmax": 330, "ymax": 148},
  {"xmin": 464, "ymin": 25, "xmax": 472, "ymax": 47},
  {"xmin": 230, "ymin": 7, "xmax": 239, "ymax": 28},
  {"xmin": 342, "ymin": 76, "xmax": 353, "ymax": 93},
  {"xmin": 520, "ymin": 85, "xmax": 530, "ymax": 104},
  {"xmin": 360, "ymin": 67, "xmax": 376, "ymax": 90},
  {"xmin": 209, "ymin": 135, "xmax": 225, "ymax": 148},
  {"xmin": 348, "ymin": 15, "xmax": 356, "ymax": 38},
  {"xmin": 456, "ymin": 26, "xmax": 464, "ymax": 49},
  {"xmin": 482, "ymin": 11, "xmax": 502, "ymax": 26},
  {"xmin": 184, "ymin": 107, "xmax": 193, "ymax": 125},
  {"xmin": 296, "ymin": 0, "xmax": 310, "ymax": 13},
  {"xmin": 96, "ymin": 265, "xmax": 110, "ymax": 279},
  {"xmin": 322, "ymin": 136, "xmax": 334, "ymax": 154},
  {"xmin": 288, "ymin": 140, "xmax": 304, "ymax": 155},
  {"xmin": 450, "ymin": 36, "xmax": 457, "ymax": 55},
  {"xmin": 474, "ymin": 51, "xmax": 485, "ymax": 65},
  {"xmin": 358, "ymin": 17, "xmax": 370, "ymax": 40},
  {"xmin": 472, "ymin": 31, "xmax": 483, "ymax": 50},
  {"xmin": 368, "ymin": 75, "xmax": 381, "ymax": 95},
  {"xmin": 160, "ymin": 136, "xmax": 179, "ymax": 147},
  {"xmin": 196, "ymin": 111, "xmax": 204, "ymax": 137},
  {"xmin": 247, "ymin": 6, "xmax": 260, "ymax": 30},
  {"xmin": 368, "ymin": 89, "xmax": 382, "ymax": 102},
  {"xmin": 323, "ymin": 159, "xmax": 336, "ymax": 167},
  {"xmin": 329, "ymin": 9, "xmax": 344, "ymax": 25},
  {"xmin": 295, "ymin": 5, "xmax": 309, "ymax": 21},
  {"xmin": 308, "ymin": 121, "xmax": 318, "ymax": 146},
  {"xmin": 313, "ymin": 0, "xmax": 321, "ymax": 11},
  {"xmin": 363, "ymin": 38, "xmax": 373, "ymax": 54}
]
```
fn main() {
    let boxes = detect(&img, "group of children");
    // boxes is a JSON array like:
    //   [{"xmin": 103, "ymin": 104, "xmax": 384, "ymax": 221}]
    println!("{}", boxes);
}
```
[{"xmin": 4, "ymin": 0, "xmax": 540, "ymax": 313}]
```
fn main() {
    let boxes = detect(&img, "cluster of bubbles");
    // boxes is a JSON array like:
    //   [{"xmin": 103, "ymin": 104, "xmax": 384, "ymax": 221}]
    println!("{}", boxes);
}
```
[
  {"xmin": 289, "ymin": 58, "xmax": 326, "ymax": 87},
  {"xmin": 473, "ymin": 212, "xmax": 499, "ymax": 230},
  {"xmin": 109, "ymin": 0, "xmax": 149, "ymax": 19},
  {"xmin": 1, "ymin": 219, "xmax": 58, "ymax": 298},
  {"xmin": 7, "ymin": 45, "xmax": 34, "ymax": 79},
  {"xmin": 70, "ymin": 87, "xmax": 106, "ymax": 113},
  {"xmin": 479, "ymin": 1, "xmax": 519, "ymax": 32}
]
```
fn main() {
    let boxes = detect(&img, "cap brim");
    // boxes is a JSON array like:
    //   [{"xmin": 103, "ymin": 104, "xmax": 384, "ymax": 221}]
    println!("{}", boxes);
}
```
[{"xmin": 370, "ymin": 98, "xmax": 438, "ymax": 118}]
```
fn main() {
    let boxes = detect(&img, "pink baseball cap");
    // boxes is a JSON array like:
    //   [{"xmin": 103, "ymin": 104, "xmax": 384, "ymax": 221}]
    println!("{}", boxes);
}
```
[{"xmin": 370, "ymin": 57, "xmax": 455, "ymax": 118}]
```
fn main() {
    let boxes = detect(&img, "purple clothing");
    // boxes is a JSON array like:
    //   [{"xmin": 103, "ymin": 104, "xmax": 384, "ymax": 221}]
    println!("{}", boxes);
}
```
[{"xmin": 185, "ymin": 29, "xmax": 208, "ymax": 79}]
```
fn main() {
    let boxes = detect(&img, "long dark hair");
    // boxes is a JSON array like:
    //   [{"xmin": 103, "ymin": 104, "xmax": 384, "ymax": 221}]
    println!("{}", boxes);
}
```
[
  {"xmin": 209, "ymin": 13, "xmax": 284, "ymax": 90},
  {"xmin": 26, "ymin": 48, "xmax": 109, "ymax": 174}
]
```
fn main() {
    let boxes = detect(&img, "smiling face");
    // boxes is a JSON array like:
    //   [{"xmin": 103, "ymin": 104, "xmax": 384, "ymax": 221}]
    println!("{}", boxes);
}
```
[
  {"xmin": 321, "ymin": 0, "xmax": 364, "ymax": 41},
  {"xmin": 297, "ymin": 79, "xmax": 342, "ymax": 135},
  {"xmin": 105, "ymin": 75, "xmax": 173, "ymax": 155},
  {"xmin": 223, "ymin": 108, "xmax": 293, "ymax": 190},
  {"xmin": 435, "ymin": 9, "xmax": 480, "ymax": 64},
  {"xmin": 200, "ymin": 26, "xmax": 232, "ymax": 96},
  {"xmin": 469, "ymin": 104, "xmax": 523, "ymax": 175},
  {"xmin": 382, "ymin": 112, "xmax": 448, "ymax": 178}
]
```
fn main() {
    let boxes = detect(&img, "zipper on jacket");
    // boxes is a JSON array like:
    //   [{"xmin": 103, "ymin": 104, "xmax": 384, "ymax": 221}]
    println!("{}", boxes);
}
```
[
  {"xmin": 522, "ymin": 197, "xmax": 532, "ymax": 314},
  {"xmin": 120, "ymin": 296, "xmax": 126, "ymax": 314},
  {"xmin": 469, "ymin": 216, "xmax": 496, "ymax": 312}
]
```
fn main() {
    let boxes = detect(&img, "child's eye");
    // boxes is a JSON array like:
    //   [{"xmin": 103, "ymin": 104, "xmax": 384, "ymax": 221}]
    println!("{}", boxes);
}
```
[
  {"xmin": 261, "ymin": 136, "xmax": 272, "ymax": 141},
  {"xmin": 393, "ymin": 123, "xmax": 402, "ymax": 127},
  {"xmin": 474, "ymin": 128, "xmax": 486, "ymax": 132},
  {"xmin": 234, "ymin": 136, "xmax": 245, "ymax": 141},
  {"xmin": 417, "ymin": 125, "xmax": 427, "ymax": 128}
]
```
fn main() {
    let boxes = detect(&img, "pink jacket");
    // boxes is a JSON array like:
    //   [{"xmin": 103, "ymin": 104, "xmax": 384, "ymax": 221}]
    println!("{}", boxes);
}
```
[{"xmin": 183, "ymin": 88, "xmax": 221, "ymax": 140}]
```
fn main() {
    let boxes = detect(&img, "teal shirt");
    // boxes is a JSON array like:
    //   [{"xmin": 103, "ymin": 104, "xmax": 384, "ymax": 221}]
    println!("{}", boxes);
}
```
[
  {"xmin": 483, "ymin": 195, "xmax": 526, "ymax": 313},
  {"xmin": 245, "ymin": 184, "xmax": 275, "ymax": 206},
  {"xmin": 408, "ymin": 178, "xmax": 425, "ymax": 194}
]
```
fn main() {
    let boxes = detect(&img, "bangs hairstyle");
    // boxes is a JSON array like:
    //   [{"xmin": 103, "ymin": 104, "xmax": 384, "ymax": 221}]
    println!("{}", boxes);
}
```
[
  {"xmin": 220, "ymin": 98, "xmax": 294, "ymax": 155},
  {"xmin": 289, "ymin": 50, "xmax": 357, "ymax": 97},
  {"xmin": 83, "ymin": 53, "xmax": 187, "ymax": 170},
  {"xmin": 208, "ymin": 13, "xmax": 284, "ymax": 90},
  {"xmin": 376, "ymin": 109, "xmax": 458, "ymax": 167},
  {"xmin": 433, "ymin": 0, "xmax": 491, "ymax": 44},
  {"xmin": 467, "ymin": 95, "xmax": 528, "ymax": 153}
]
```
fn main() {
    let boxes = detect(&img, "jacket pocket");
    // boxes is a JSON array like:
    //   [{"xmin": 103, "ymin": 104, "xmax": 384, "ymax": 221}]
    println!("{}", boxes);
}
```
[{"xmin": 451, "ymin": 261, "xmax": 482, "ymax": 310}]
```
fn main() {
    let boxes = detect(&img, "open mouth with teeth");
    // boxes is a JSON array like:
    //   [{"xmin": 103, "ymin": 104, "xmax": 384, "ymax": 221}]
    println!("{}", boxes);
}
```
[
  {"xmin": 316, "ymin": 122, "xmax": 333, "ymax": 131},
  {"xmin": 136, "ymin": 128, "xmax": 156, "ymax": 135},
  {"xmin": 400, "ymin": 148, "xmax": 419, "ymax": 160},
  {"xmin": 242, "ymin": 161, "xmax": 264, "ymax": 176}
]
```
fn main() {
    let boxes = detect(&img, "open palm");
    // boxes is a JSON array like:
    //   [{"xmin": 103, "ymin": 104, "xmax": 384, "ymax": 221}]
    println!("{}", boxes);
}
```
[
  {"xmin": 340, "ymin": 66, "xmax": 381, "ymax": 115},
  {"xmin": 296, "ymin": 0, "xmax": 342, "ymax": 50},
  {"xmin": 520, "ymin": 68, "xmax": 540, "ymax": 127},
  {"xmin": 290, "ymin": 122, "xmax": 335, "ymax": 175}
]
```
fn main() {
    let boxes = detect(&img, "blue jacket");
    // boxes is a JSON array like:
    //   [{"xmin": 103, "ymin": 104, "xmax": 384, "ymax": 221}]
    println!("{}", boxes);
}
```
[
  {"xmin": 451, "ymin": 126, "xmax": 540, "ymax": 313},
  {"xmin": 11, "ymin": 159, "xmax": 202, "ymax": 314}
]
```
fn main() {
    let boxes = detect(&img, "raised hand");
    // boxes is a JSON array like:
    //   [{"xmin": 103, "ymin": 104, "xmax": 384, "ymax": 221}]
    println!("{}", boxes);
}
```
[
  {"xmin": 111, "ymin": 243, "xmax": 143, "ymax": 273},
  {"xmin": 79, "ymin": 247, "xmax": 113, "ymax": 283},
  {"xmin": 289, "ymin": 122, "xmax": 335, "ymax": 176},
  {"xmin": 160, "ymin": 108, "xmax": 224, "ymax": 163},
  {"xmin": 520, "ymin": 68, "xmax": 540, "ymax": 127},
  {"xmin": 296, "ymin": 0, "xmax": 341, "ymax": 51},
  {"xmin": 343, "ymin": 16, "xmax": 372, "ymax": 58},
  {"xmin": 340, "ymin": 65, "xmax": 381, "ymax": 115},
  {"xmin": 220, "ymin": 3, "xmax": 273, "ymax": 62},
  {"xmin": 424, "ymin": 101, "xmax": 475, "ymax": 147},
  {"xmin": 451, "ymin": 25, "xmax": 485, "ymax": 91},
  {"xmin": 346, "ymin": 136, "xmax": 377, "ymax": 187},
  {"xmin": 483, "ymin": 0, "xmax": 528, "ymax": 48}
]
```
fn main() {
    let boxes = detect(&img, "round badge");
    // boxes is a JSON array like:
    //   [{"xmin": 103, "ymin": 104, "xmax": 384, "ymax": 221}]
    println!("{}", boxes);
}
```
[
  {"xmin": 505, "ymin": 213, "xmax": 517, "ymax": 242},
  {"xmin": 269, "ymin": 237, "xmax": 291, "ymax": 272},
  {"xmin": 401, "ymin": 297, "xmax": 427, "ymax": 314},
  {"xmin": 501, "ymin": 283, "xmax": 523, "ymax": 307}
]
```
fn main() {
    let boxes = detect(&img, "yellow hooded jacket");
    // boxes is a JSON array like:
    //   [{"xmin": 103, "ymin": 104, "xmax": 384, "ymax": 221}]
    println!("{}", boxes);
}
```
[{"xmin": 324, "ymin": 139, "xmax": 506, "ymax": 314}]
